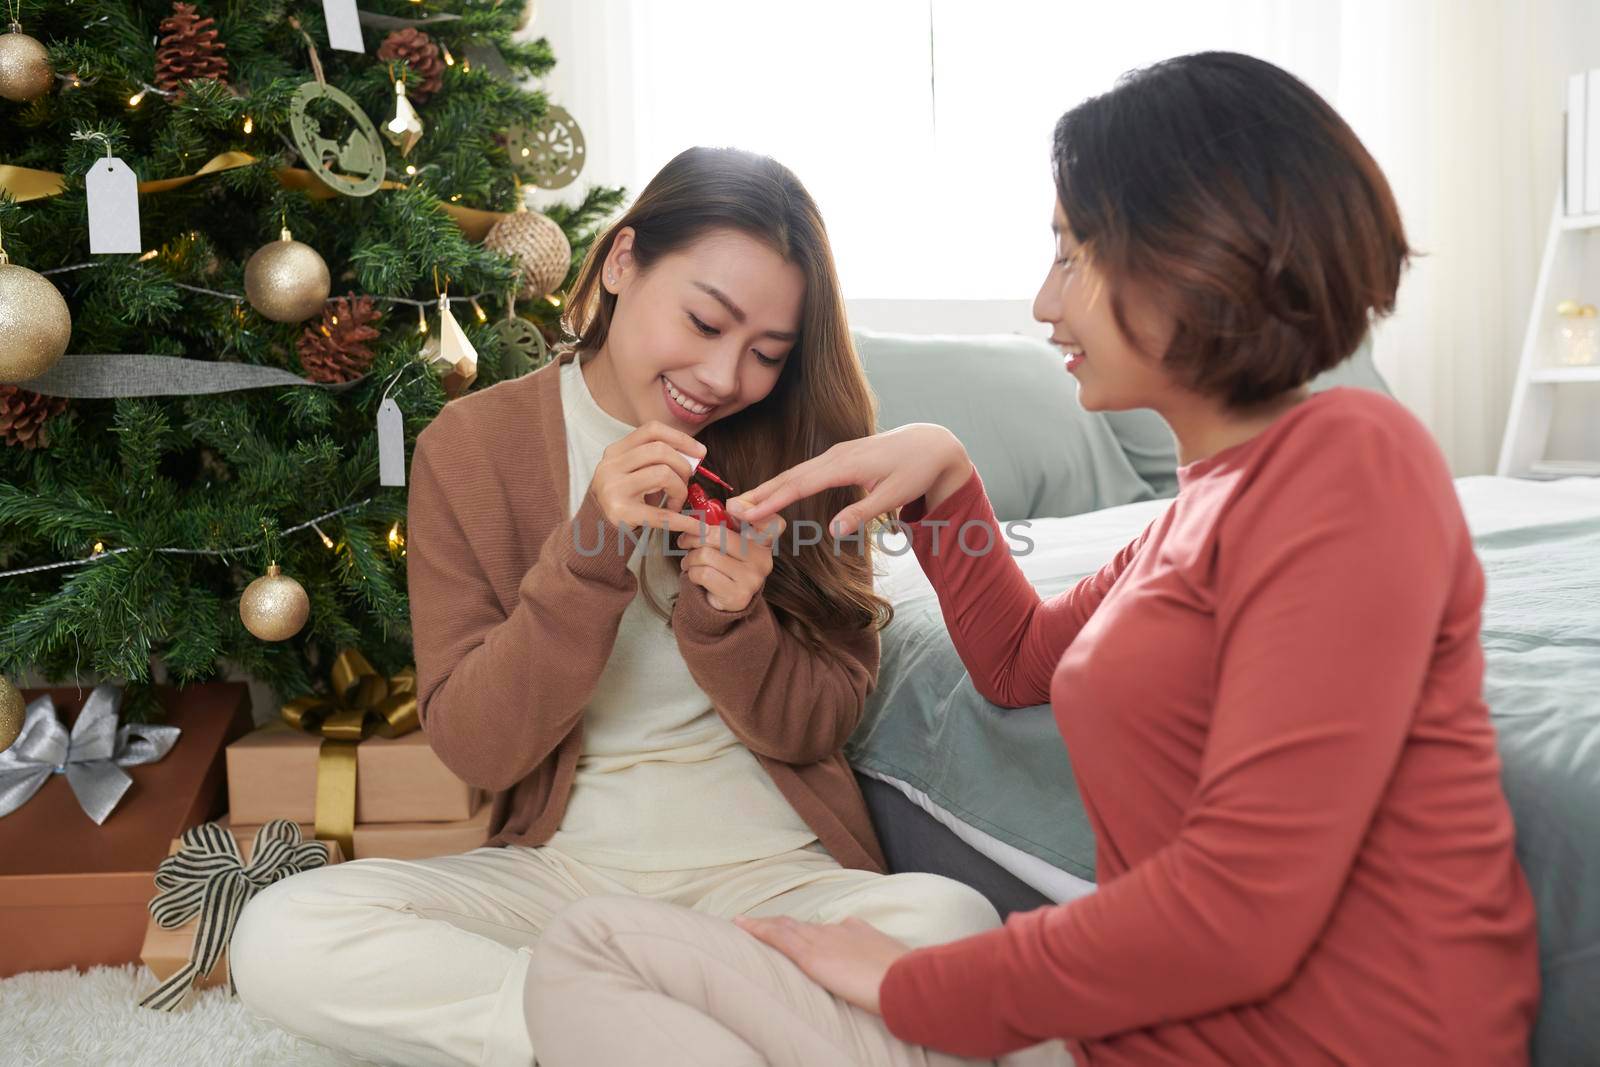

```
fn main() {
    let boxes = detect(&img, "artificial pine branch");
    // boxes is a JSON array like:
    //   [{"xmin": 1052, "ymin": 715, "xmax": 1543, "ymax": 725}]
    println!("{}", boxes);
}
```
[{"xmin": 0, "ymin": 1, "xmax": 622, "ymax": 703}]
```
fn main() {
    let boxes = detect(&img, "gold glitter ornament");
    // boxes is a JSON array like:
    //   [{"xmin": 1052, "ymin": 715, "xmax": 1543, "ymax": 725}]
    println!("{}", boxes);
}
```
[
  {"xmin": 0, "ymin": 250, "xmax": 72, "ymax": 384},
  {"xmin": 240, "ymin": 561, "xmax": 310, "ymax": 641},
  {"xmin": 0, "ymin": 23, "xmax": 53, "ymax": 103},
  {"xmin": 0, "ymin": 675, "xmax": 22, "ymax": 754},
  {"xmin": 244, "ymin": 228, "xmax": 331, "ymax": 323}
]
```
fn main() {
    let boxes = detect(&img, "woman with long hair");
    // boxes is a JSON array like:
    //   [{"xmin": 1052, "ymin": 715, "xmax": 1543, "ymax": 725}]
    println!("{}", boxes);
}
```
[{"xmin": 226, "ymin": 146, "xmax": 1001, "ymax": 1067}]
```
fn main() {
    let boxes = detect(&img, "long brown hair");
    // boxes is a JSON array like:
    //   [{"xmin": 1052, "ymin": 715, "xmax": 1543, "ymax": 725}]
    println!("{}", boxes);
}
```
[{"xmin": 563, "ymin": 146, "xmax": 892, "ymax": 649}]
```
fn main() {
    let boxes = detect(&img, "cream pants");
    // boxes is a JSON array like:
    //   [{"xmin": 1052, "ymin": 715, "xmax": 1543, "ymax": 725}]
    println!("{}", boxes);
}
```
[{"xmin": 228, "ymin": 841, "xmax": 1058, "ymax": 1067}]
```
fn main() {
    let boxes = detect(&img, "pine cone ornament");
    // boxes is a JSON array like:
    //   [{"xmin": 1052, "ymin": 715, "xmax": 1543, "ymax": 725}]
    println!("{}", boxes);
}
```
[
  {"xmin": 377, "ymin": 29, "xmax": 445, "ymax": 103},
  {"xmin": 154, "ymin": 2, "xmax": 229, "ymax": 94},
  {"xmin": 297, "ymin": 294, "xmax": 382, "ymax": 384},
  {"xmin": 0, "ymin": 385, "xmax": 68, "ymax": 449}
]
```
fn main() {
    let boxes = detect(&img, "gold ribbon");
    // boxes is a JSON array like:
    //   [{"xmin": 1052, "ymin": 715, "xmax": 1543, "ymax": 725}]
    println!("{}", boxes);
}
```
[
  {"xmin": 280, "ymin": 649, "xmax": 418, "ymax": 858},
  {"xmin": 0, "ymin": 152, "xmax": 508, "ymax": 241}
]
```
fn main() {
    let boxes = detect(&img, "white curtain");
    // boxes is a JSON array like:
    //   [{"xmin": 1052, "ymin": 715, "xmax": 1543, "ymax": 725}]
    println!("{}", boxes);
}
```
[
  {"xmin": 525, "ymin": 0, "xmax": 1582, "ymax": 474},
  {"xmin": 1337, "ymin": 0, "xmax": 1569, "ymax": 475}
]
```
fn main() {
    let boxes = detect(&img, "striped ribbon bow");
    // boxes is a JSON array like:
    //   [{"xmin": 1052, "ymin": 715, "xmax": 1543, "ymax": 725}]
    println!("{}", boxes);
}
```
[{"xmin": 139, "ymin": 819, "xmax": 329, "ymax": 1011}]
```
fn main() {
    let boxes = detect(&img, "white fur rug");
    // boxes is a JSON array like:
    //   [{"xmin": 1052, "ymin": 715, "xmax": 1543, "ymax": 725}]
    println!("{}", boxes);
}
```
[{"xmin": 0, "ymin": 966, "xmax": 369, "ymax": 1066}]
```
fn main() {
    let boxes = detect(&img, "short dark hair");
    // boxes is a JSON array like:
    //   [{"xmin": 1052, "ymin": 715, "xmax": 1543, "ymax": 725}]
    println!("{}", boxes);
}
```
[{"xmin": 1052, "ymin": 51, "xmax": 1411, "ymax": 407}]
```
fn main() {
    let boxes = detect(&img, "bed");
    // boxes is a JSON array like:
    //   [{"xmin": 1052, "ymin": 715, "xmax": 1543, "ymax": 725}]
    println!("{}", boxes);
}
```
[{"xmin": 849, "ymin": 329, "xmax": 1600, "ymax": 1066}]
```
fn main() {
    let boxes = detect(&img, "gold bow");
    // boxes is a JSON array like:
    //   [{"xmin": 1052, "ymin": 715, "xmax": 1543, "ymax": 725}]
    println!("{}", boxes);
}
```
[{"xmin": 280, "ymin": 649, "xmax": 418, "ymax": 858}]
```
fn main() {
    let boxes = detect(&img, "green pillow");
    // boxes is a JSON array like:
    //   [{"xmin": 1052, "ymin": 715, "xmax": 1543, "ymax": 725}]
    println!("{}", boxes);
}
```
[{"xmin": 852, "ymin": 329, "xmax": 1159, "ymax": 521}]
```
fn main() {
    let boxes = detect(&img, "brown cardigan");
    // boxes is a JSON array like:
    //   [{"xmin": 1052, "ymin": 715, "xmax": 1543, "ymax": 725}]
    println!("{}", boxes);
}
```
[{"xmin": 405, "ymin": 350, "xmax": 887, "ymax": 872}]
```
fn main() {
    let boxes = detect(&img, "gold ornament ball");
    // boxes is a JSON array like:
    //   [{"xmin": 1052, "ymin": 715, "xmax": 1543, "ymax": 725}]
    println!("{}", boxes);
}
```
[
  {"xmin": 244, "ymin": 230, "xmax": 332, "ymax": 323},
  {"xmin": 484, "ymin": 210, "xmax": 571, "ymax": 300},
  {"xmin": 240, "ymin": 562, "xmax": 311, "ymax": 641},
  {"xmin": 0, "ymin": 261, "xmax": 73, "ymax": 383},
  {"xmin": 0, "ymin": 30, "xmax": 53, "ymax": 103},
  {"xmin": 0, "ymin": 676, "xmax": 23, "ymax": 754}
]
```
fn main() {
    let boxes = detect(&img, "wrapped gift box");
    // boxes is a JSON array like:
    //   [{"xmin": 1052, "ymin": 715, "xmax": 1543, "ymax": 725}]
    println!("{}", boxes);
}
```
[
  {"xmin": 140, "ymin": 826, "xmax": 342, "ymax": 991},
  {"xmin": 228, "ymin": 802, "xmax": 493, "ymax": 862},
  {"xmin": 345, "ymin": 802, "xmax": 492, "ymax": 860},
  {"xmin": 226, "ymin": 721, "xmax": 481, "ymax": 826},
  {"xmin": 0, "ymin": 683, "xmax": 251, "ymax": 977}
]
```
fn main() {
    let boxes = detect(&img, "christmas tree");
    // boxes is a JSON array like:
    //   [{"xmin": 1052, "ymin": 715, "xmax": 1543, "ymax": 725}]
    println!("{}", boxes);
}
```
[{"xmin": 0, "ymin": 0, "xmax": 622, "ymax": 719}]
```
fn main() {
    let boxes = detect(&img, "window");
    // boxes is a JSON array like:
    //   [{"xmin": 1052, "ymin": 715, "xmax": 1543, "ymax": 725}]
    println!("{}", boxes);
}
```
[{"xmin": 548, "ymin": 2, "xmax": 1343, "ymax": 300}]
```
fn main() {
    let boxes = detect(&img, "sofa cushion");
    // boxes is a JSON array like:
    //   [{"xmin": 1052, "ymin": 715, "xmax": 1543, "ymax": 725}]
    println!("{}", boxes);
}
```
[{"xmin": 853, "ymin": 329, "xmax": 1158, "ymax": 521}]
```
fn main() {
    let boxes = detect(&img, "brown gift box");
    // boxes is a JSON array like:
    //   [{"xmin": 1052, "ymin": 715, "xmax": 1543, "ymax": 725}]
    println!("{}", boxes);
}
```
[
  {"xmin": 346, "ymin": 802, "xmax": 492, "ymax": 860},
  {"xmin": 228, "ymin": 801, "xmax": 493, "ymax": 862},
  {"xmin": 0, "ymin": 683, "xmax": 252, "ymax": 977},
  {"xmin": 226, "ymin": 721, "xmax": 481, "ymax": 826},
  {"xmin": 139, "ymin": 825, "xmax": 342, "ymax": 990}
]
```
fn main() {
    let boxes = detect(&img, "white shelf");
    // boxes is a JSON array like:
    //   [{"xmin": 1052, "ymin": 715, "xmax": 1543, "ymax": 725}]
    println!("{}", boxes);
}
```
[
  {"xmin": 1530, "ymin": 365, "xmax": 1600, "ymax": 383},
  {"xmin": 1527, "ymin": 460, "xmax": 1600, "ymax": 478},
  {"xmin": 1499, "ymin": 189, "xmax": 1600, "ymax": 475}
]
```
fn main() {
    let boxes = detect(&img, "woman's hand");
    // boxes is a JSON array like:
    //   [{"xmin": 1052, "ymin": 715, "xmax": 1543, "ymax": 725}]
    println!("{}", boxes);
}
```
[
  {"xmin": 677, "ymin": 512, "xmax": 786, "ymax": 613},
  {"xmin": 590, "ymin": 421, "xmax": 709, "ymax": 537},
  {"xmin": 733, "ymin": 914, "xmax": 912, "ymax": 1014},
  {"xmin": 726, "ymin": 424, "xmax": 974, "ymax": 538}
]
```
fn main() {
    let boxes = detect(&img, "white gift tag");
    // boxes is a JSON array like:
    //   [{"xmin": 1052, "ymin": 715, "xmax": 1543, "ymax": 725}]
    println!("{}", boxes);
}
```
[
  {"xmin": 323, "ymin": 0, "xmax": 364, "ymax": 52},
  {"xmin": 378, "ymin": 397, "xmax": 406, "ymax": 486},
  {"xmin": 86, "ymin": 157, "xmax": 141, "ymax": 254}
]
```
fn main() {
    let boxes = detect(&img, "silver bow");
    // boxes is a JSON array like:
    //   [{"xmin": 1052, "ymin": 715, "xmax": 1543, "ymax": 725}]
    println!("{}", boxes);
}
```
[{"xmin": 0, "ymin": 685, "xmax": 181, "ymax": 823}]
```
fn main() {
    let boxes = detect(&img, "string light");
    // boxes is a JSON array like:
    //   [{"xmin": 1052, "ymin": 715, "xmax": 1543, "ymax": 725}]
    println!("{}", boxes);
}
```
[
  {"xmin": 128, "ymin": 89, "xmax": 146, "ymax": 107},
  {"xmin": 469, "ymin": 296, "xmax": 487, "ymax": 323},
  {"xmin": 546, "ymin": 294, "xmax": 562, "ymax": 308},
  {"xmin": 311, "ymin": 522, "xmax": 335, "ymax": 550},
  {"xmin": 0, "ymin": 500, "xmax": 378, "ymax": 581},
  {"xmin": 242, "ymin": 115, "xmax": 253, "ymax": 134},
  {"xmin": 405, "ymin": 164, "xmax": 416, "ymax": 175},
  {"xmin": 330, "ymin": 313, "xmax": 339, "ymax": 326},
  {"xmin": 449, "ymin": 193, "xmax": 462, "ymax": 202},
  {"xmin": 137, "ymin": 249, "xmax": 159, "ymax": 262},
  {"xmin": 387, "ymin": 522, "xmax": 404, "ymax": 550},
  {"xmin": 441, "ymin": 42, "xmax": 455, "ymax": 66},
  {"xmin": 417, "ymin": 303, "xmax": 428, "ymax": 334}
]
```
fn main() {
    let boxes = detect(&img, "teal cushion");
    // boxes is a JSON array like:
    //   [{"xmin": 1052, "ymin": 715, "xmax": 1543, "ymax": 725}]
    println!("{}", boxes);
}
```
[
  {"xmin": 1100, "ymin": 336, "xmax": 1391, "ymax": 497},
  {"xmin": 853, "ymin": 329, "xmax": 1158, "ymax": 521}
]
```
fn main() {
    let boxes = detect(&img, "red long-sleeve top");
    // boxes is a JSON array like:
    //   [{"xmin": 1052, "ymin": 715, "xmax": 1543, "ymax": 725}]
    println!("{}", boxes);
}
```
[{"xmin": 879, "ymin": 389, "xmax": 1539, "ymax": 1065}]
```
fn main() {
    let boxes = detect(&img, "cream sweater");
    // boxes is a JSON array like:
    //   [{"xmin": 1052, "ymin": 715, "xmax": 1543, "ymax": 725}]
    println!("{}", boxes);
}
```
[{"xmin": 536, "ymin": 356, "xmax": 818, "ymax": 869}]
